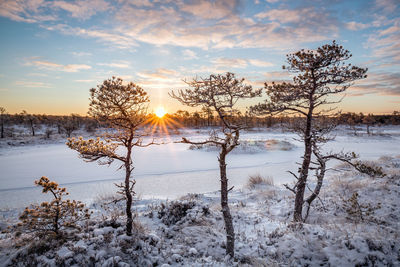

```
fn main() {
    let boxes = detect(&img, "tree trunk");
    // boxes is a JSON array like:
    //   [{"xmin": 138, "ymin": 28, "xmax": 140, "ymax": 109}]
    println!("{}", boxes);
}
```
[
  {"xmin": 366, "ymin": 124, "xmax": 370, "ymax": 135},
  {"xmin": 30, "ymin": 120, "xmax": 35, "ymax": 136},
  {"xmin": 1, "ymin": 122, "xmax": 4, "ymax": 138},
  {"xmin": 293, "ymin": 109, "xmax": 313, "ymax": 222},
  {"xmin": 219, "ymin": 149, "xmax": 235, "ymax": 258},
  {"xmin": 125, "ymin": 146, "xmax": 133, "ymax": 236},
  {"xmin": 304, "ymin": 155, "xmax": 326, "ymax": 221}
]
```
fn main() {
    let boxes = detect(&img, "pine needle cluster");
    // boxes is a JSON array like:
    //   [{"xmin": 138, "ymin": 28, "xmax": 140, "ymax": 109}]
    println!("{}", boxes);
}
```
[{"xmin": 19, "ymin": 176, "xmax": 91, "ymax": 238}]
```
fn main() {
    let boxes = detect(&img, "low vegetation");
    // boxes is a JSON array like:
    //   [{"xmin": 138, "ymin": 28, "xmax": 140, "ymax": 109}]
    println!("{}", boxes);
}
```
[{"xmin": 18, "ymin": 177, "xmax": 91, "ymax": 238}]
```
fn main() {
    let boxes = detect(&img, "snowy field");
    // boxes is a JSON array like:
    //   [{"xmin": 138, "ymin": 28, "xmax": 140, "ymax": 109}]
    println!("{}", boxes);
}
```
[
  {"xmin": 0, "ymin": 126, "xmax": 399, "ymax": 211},
  {"xmin": 1, "ymin": 126, "xmax": 400, "ymax": 266}
]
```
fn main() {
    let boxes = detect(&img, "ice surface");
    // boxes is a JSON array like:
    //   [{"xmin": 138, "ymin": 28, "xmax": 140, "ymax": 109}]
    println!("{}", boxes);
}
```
[{"xmin": 0, "ymin": 127, "xmax": 399, "ymax": 210}]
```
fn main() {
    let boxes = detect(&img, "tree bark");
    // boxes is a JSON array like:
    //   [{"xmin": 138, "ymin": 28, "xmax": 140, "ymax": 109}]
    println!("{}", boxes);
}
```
[
  {"xmin": 30, "ymin": 120, "xmax": 35, "ymax": 136},
  {"xmin": 1, "ymin": 122, "xmax": 4, "ymax": 138},
  {"xmin": 125, "ymin": 144, "xmax": 133, "ymax": 236},
  {"xmin": 304, "ymin": 155, "xmax": 326, "ymax": 221},
  {"xmin": 219, "ymin": 148, "xmax": 235, "ymax": 258},
  {"xmin": 293, "ymin": 88, "xmax": 314, "ymax": 222}
]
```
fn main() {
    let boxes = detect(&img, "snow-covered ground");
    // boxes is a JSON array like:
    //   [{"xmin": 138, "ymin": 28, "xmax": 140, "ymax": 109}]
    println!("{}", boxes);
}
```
[
  {"xmin": 0, "ymin": 154, "xmax": 399, "ymax": 266},
  {"xmin": 0, "ymin": 126, "xmax": 399, "ymax": 266}
]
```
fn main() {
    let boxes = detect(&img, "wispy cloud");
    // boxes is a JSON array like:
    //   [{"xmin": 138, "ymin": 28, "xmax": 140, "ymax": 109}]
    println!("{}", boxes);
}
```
[
  {"xmin": 26, "ymin": 58, "xmax": 91, "ymax": 72},
  {"xmin": 183, "ymin": 49, "xmax": 198, "ymax": 60},
  {"xmin": 0, "ymin": 0, "xmax": 57, "ymax": 23},
  {"xmin": 350, "ymin": 71, "xmax": 400, "ymax": 96},
  {"xmin": 0, "ymin": 0, "xmax": 340, "ymax": 51},
  {"xmin": 211, "ymin": 58, "xmax": 274, "ymax": 68},
  {"xmin": 212, "ymin": 58, "xmax": 248, "ymax": 68},
  {"xmin": 366, "ymin": 21, "xmax": 400, "ymax": 66},
  {"xmin": 98, "ymin": 61, "xmax": 131, "ymax": 68},
  {"xmin": 75, "ymin": 79, "xmax": 95, "ymax": 83},
  {"xmin": 44, "ymin": 24, "xmax": 138, "ymax": 49},
  {"xmin": 375, "ymin": 0, "xmax": 399, "ymax": 14},
  {"xmin": 345, "ymin": 21, "xmax": 369, "ymax": 31},
  {"xmin": 178, "ymin": 0, "xmax": 239, "ymax": 20},
  {"xmin": 71, "ymin": 51, "xmax": 92, "ymax": 57},
  {"xmin": 136, "ymin": 68, "xmax": 185, "ymax": 89},
  {"xmin": 52, "ymin": 0, "xmax": 109, "ymax": 19},
  {"xmin": 248, "ymin": 59, "xmax": 274, "ymax": 67},
  {"xmin": 15, "ymin": 81, "xmax": 52, "ymax": 88},
  {"xmin": 27, "ymin": 73, "xmax": 49, "ymax": 77}
]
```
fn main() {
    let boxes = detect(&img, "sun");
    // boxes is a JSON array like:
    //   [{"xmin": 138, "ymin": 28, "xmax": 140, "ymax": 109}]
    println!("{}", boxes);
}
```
[{"xmin": 155, "ymin": 106, "xmax": 167, "ymax": 118}]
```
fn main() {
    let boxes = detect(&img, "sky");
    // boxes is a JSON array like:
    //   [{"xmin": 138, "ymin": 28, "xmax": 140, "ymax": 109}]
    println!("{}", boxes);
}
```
[{"xmin": 0, "ymin": 0, "xmax": 399, "ymax": 116}]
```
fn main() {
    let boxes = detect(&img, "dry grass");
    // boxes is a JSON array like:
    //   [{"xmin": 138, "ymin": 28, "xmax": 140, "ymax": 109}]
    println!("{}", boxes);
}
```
[{"xmin": 247, "ymin": 174, "xmax": 274, "ymax": 189}]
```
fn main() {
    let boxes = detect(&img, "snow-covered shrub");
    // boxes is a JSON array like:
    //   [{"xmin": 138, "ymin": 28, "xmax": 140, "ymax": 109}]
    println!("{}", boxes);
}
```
[
  {"xmin": 157, "ymin": 200, "xmax": 196, "ymax": 226},
  {"xmin": 342, "ymin": 192, "xmax": 381, "ymax": 223},
  {"xmin": 19, "ymin": 176, "xmax": 91, "ymax": 238},
  {"xmin": 247, "ymin": 174, "xmax": 274, "ymax": 189},
  {"xmin": 354, "ymin": 161, "xmax": 386, "ymax": 178}
]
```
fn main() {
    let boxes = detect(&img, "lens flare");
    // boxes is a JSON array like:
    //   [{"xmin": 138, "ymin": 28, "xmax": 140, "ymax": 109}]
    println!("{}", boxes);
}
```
[{"xmin": 155, "ymin": 107, "xmax": 166, "ymax": 118}]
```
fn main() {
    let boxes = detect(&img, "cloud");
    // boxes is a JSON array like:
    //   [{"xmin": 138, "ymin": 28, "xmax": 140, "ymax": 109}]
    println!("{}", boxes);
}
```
[
  {"xmin": 136, "ymin": 68, "xmax": 185, "ymax": 89},
  {"xmin": 212, "ymin": 58, "xmax": 248, "ymax": 68},
  {"xmin": 183, "ymin": 49, "xmax": 198, "ymax": 60},
  {"xmin": 375, "ymin": 0, "xmax": 399, "ymax": 14},
  {"xmin": 255, "ymin": 7, "xmax": 337, "ymax": 30},
  {"xmin": 71, "ymin": 51, "xmax": 92, "ymax": 57},
  {"xmin": 366, "ymin": 22, "xmax": 400, "ymax": 66},
  {"xmin": 345, "ymin": 21, "xmax": 369, "ymax": 31},
  {"xmin": 52, "ymin": 0, "xmax": 109, "ymax": 19},
  {"xmin": 248, "ymin": 59, "xmax": 274, "ymax": 67},
  {"xmin": 27, "ymin": 73, "xmax": 49, "ymax": 77},
  {"xmin": 109, "ymin": 2, "xmax": 338, "ymax": 50},
  {"xmin": 263, "ymin": 71, "xmax": 291, "ymax": 81},
  {"xmin": 350, "ymin": 72, "xmax": 400, "ymax": 96},
  {"xmin": 43, "ymin": 24, "xmax": 138, "ymax": 49},
  {"xmin": 98, "ymin": 61, "xmax": 131, "ymax": 68},
  {"xmin": 179, "ymin": 0, "xmax": 239, "ymax": 20},
  {"xmin": 26, "ymin": 59, "xmax": 91, "ymax": 72},
  {"xmin": 75, "ymin": 79, "xmax": 95, "ymax": 83},
  {"xmin": 211, "ymin": 58, "xmax": 274, "ymax": 68},
  {"xmin": 0, "ymin": 0, "xmax": 349, "ymax": 52},
  {"xmin": 15, "ymin": 81, "xmax": 52, "ymax": 88},
  {"xmin": 123, "ymin": 0, "xmax": 154, "ymax": 7},
  {"xmin": 0, "ymin": 0, "xmax": 56, "ymax": 23}
]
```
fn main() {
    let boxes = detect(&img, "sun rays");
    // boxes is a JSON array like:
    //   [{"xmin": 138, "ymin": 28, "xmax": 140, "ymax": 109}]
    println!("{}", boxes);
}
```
[
  {"xmin": 155, "ymin": 106, "xmax": 167, "ymax": 118},
  {"xmin": 145, "ymin": 107, "xmax": 183, "ymax": 140}
]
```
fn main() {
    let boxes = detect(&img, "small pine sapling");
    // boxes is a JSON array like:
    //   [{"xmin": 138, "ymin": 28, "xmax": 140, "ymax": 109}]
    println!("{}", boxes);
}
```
[
  {"xmin": 342, "ymin": 192, "xmax": 381, "ymax": 223},
  {"xmin": 19, "ymin": 176, "xmax": 91, "ymax": 238}
]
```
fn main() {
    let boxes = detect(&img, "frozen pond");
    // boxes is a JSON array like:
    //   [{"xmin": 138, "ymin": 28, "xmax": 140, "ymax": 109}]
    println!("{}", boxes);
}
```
[{"xmin": 1, "ymin": 127, "xmax": 399, "ymax": 210}]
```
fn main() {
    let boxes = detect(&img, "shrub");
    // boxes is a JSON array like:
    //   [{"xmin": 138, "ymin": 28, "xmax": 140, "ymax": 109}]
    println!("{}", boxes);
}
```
[
  {"xmin": 19, "ymin": 176, "xmax": 91, "ymax": 238},
  {"xmin": 247, "ymin": 174, "xmax": 274, "ymax": 189},
  {"xmin": 342, "ymin": 192, "xmax": 381, "ymax": 223},
  {"xmin": 157, "ymin": 201, "xmax": 196, "ymax": 226},
  {"xmin": 354, "ymin": 161, "xmax": 386, "ymax": 178}
]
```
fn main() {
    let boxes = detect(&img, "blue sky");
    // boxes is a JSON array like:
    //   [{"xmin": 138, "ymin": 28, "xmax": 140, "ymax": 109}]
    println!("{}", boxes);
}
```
[{"xmin": 0, "ymin": 0, "xmax": 399, "ymax": 115}]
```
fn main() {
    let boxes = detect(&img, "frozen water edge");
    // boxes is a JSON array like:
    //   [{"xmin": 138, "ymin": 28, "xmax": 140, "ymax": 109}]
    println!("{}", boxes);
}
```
[
  {"xmin": 0, "ymin": 126, "xmax": 399, "ymax": 211},
  {"xmin": 1, "ymin": 155, "xmax": 399, "ymax": 266}
]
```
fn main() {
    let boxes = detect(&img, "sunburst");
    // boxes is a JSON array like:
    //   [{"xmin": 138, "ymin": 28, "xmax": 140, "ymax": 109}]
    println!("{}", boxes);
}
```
[{"xmin": 155, "ymin": 106, "xmax": 167, "ymax": 118}]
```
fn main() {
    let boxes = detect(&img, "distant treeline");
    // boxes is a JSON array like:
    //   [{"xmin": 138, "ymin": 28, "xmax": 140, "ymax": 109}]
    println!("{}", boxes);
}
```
[
  {"xmin": 0, "ymin": 109, "xmax": 399, "ymax": 138},
  {"xmin": 166, "ymin": 110, "xmax": 400, "ymax": 128}
]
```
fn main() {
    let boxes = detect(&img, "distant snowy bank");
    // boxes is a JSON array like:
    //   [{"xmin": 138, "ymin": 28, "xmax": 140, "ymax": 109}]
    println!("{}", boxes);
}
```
[
  {"xmin": 1, "ymin": 155, "xmax": 399, "ymax": 266},
  {"xmin": 188, "ymin": 139, "xmax": 295, "ymax": 154}
]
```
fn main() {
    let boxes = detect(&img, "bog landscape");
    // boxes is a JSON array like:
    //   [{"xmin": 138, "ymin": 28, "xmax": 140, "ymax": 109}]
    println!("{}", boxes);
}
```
[{"xmin": 0, "ymin": 1, "xmax": 399, "ymax": 266}]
